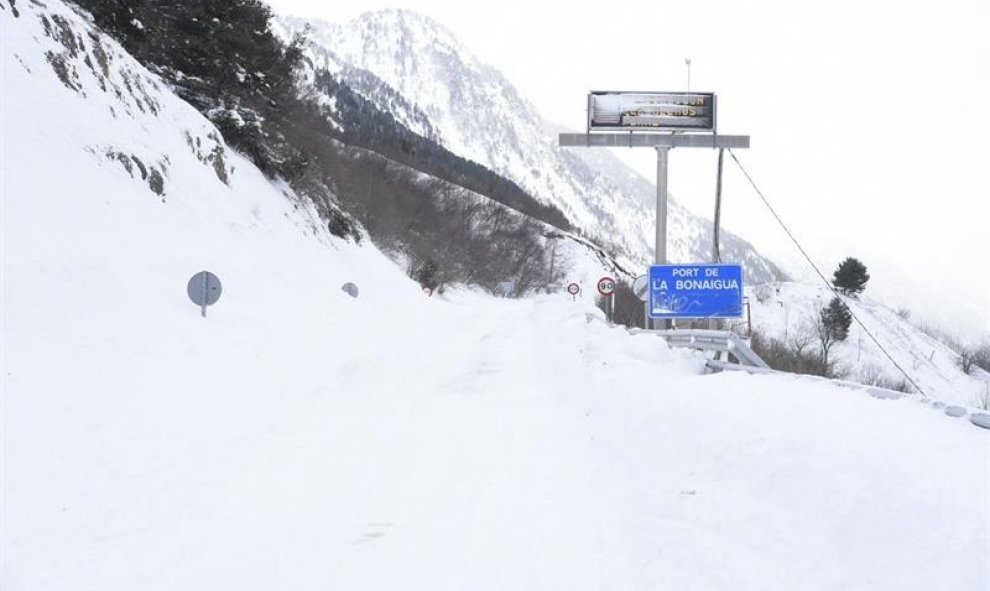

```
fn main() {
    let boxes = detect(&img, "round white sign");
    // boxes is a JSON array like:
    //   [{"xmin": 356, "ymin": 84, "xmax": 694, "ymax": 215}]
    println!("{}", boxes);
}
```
[
  {"xmin": 597, "ymin": 276, "xmax": 616, "ymax": 296},
  {"xmin": 187, "ymin": 271, "xmax": 222, "ymax": 306},
  {"xmin": 567, "ymin": 283, "xmax": 580, "ymax": 295}
]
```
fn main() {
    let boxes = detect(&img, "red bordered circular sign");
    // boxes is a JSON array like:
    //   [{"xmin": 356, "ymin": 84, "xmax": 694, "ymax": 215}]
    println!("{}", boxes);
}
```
[
  {"xmin": 597, "ymin": 276, "xmax": 616, "ymax": 296},
  {"xmin": 567, "ymin": 283, "xmax": 580, "ymax": 295}
]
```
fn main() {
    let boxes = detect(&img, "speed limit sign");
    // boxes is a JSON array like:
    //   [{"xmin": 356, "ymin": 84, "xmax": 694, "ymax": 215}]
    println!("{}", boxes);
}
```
[
  {"xmin": 567, "ymin": 283, "xmax": 580, "ymax": 295},
  {"xmin": 597, "ymin": 276, "xmax": 616, "ymax": 297}
]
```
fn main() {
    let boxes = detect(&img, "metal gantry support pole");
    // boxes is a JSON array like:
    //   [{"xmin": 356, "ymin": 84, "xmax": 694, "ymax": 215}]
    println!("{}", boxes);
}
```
[
  {"xmin": 656, "ymin": 147, "xmax": 670, "ymax": 330},
  {"xmin": 558, "ymin": 131, "xmax": 749, "ymax": 332},
  {"xmin": 709, "ymin": 148, "xmax": 725, "ymax": 330},
  {"xmin": 712, "ymin": 148, "xmax": 724, "ymax": 263},
  {"xmin": 656, "ymin": 147, "xmax": 669, "ymax": 266}
]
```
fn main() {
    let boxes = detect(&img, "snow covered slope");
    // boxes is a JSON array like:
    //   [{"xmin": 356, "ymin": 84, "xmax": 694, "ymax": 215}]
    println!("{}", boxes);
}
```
[
  {"xmin": 276, "ymin": 10, "xmax": 784, "ymax": 281},
  {"xmin": 2, "ymin": 2, "xmax": 988, "ymax": 590},
  {"xmin": 748, "ymin": 282, "xmax": 990, "ymax": 408}
]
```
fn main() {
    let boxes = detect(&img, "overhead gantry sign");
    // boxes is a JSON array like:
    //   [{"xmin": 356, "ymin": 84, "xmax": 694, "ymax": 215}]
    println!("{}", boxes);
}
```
[{"xmin": 559, "ymin": 91, "xmax": 750, "ymax": 325}]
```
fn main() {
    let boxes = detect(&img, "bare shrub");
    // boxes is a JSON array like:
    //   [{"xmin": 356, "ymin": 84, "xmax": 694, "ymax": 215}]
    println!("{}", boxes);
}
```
[
  {"xmin": 789, "ymin": 319, "xmax": 818, "ymax": 362},
  {"xmin": 856, "ymin": 364, "xmax": 914, "ymax": 394},
  {"xmin": 970, "ymin": 342, "xmax": 990, "ymax": 373},
  {"xmin": 959, "ymin": 348, "xmax": 977, "ymax": 374},
  {"xmin": 957, "ymin": 343, "xmax": 990, "ymax": 375},
  {"xmin": 750, "ymin": 327, "xmax": 829, "ymax": 377},
  {"xmin": 911, "ymin": 320, "xmax": 965, "ymax": 354},
  {"xmin": 752, "ymin": 283, "xmax": 773, "ymax": 304}
]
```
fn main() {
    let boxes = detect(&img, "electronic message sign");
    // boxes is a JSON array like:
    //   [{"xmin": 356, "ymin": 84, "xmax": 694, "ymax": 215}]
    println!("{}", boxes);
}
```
[{"xmin": 588, "ymin": 91, "xmax": 716, "ymax": 132}]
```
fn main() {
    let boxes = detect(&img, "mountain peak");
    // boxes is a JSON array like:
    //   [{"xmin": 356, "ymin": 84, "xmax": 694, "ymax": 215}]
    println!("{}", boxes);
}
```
[
  {"xmin": 277, "ymin": 8, "xmax": 471, "ymax": 66},
  {"xmin": 348, "ymin": 9, "xmax": 466, "ymax": 53}
]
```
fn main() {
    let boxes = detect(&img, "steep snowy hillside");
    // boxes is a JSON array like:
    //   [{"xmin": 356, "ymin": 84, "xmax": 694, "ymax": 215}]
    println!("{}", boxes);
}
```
[
  {"xmin": 276, "ymin": 11, "xmax": 784, "ymax": 282},
  {"xmin": 748, "ymin": 282, "xmax": 990, "ymax": 408},
  {"xmin": 2, "ymin": 2, "xmax": 989, "ymax": 590},
  {"xmin": 0, "ymin": 0, "xmax": 418, "ymax": 343}
]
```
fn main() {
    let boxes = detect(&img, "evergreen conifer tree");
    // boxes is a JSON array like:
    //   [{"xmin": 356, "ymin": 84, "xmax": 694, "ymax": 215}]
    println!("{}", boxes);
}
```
[
  {"xmin": 815, "ymin": 296, "xmax": 853, "ymax": 373},
  {"xmin": 73, "ymin": 0, "xmax": 306, "ymax": 177},
  {"xmin": 832, "ymin": 257, "xmax": 870, "ymax": 297},
  {"xmin": 822, "ymin": 297, "xmax": 852, "ymax": 342}
]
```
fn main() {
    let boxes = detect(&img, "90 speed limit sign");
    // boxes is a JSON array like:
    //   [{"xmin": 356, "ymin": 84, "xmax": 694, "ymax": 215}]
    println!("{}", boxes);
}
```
[{"xmin": 597, "ymin": 276, "xmax": 616, "ymax": 297}]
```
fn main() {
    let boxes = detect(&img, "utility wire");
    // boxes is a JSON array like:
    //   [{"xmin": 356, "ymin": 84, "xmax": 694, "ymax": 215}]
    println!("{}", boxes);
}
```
[{"xmin": 727, "ymin": 149, "xmax": 928, "ymax": 398}]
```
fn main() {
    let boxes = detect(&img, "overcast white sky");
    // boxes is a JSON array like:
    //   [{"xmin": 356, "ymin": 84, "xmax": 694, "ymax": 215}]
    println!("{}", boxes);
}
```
[{"xmin": 268, "ymin": 0, "xmax": 989, "ymax": 335}]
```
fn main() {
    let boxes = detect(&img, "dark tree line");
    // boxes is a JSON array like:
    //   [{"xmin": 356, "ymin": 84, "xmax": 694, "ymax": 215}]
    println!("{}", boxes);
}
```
[
  {"xmin": 317, "ymin": 142, "xmax": 559, "ymax": 294},
  {"xmin": 308, "ymin": 69, "xmax": 571, "ymax": 231},
  {"xmin": 74, "ymin": 0, "xmax": 574, "ymax": 295},
  {"xmin": 75, "ymin": 0, "xmax": 308, "ymax": 178}
]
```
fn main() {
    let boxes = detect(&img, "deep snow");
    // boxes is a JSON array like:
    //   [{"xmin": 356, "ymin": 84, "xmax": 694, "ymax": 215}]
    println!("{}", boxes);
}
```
[
  {"xmin": 2, "ymin": 2, "xmax": 989, "ymax": 590},
  {"xmin": 747, "ymin": 281, "xmax": 990, "ymax": 409}
]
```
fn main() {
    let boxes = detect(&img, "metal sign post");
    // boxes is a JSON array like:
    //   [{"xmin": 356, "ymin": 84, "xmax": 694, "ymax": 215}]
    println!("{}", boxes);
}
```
[
  {"xmin": 657, "ymin": 147, "xmax": 670, "ymax": 275},
  {"xmin": 633, "ymin": 274, "xmax": 649, "ymax": 327},
  {"xmin": 597, "ymin": 276, "xmax": 616, "ymax": 323},
  {"xmin": 560, "ymin": 90, "xmax": 749, "ymax": 331}
]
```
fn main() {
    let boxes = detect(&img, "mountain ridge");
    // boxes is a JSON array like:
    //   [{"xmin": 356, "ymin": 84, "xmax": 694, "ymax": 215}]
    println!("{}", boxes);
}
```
[{"xmin": 276, "ymin": 9, "xmax": 786, "ymax": 283}]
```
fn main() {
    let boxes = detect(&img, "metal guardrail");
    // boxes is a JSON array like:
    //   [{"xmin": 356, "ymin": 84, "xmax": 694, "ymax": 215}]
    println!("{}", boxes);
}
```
[
  {"xmin": 638, "ymin": 327, "xmax": 990, "ymax": 431},
  {"xmin": 652, "ymin": 329, "xmax": 770, "ymax": 370},
  {"xmin": 705, "ymin": 359, "xmax": 775, "ymax": 374}
]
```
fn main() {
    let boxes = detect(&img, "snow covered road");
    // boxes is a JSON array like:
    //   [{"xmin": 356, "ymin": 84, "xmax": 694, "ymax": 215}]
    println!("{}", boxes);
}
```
[
  {"xmin": 2, "ymin": 3, "xmax": 987, "ymax": 584},
  {"xmin": 4, "ymin": 292, "xmax": 988, "ymax": 590}
]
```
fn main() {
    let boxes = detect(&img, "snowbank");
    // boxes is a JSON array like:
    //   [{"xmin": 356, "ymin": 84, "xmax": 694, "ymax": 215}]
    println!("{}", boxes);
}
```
[
  {"xmin": 748, "ymin": 282, "xmax": 990, "ymax": 408},
  {"xmin": 2, "ymin": 2, "xmax": 988, "ymax": 590}
]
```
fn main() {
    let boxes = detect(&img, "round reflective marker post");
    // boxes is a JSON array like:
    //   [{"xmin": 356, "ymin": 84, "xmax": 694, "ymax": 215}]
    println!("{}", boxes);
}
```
[
  {"xmin": 597, "ymin": 277, "xmax": 616, "ymax": 323},
  {"xmin": 187, "ymin": 271, "xmax": 222, "ymax": 317}
]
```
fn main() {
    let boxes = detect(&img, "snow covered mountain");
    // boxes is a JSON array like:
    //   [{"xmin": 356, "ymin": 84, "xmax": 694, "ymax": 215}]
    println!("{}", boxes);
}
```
[
  {"xmin": 275, "ymin": 10, "xmax": 784, "ymax": 282},
  {"xmin": 2, "ymin": 2, "xmax": 988, "ymax": 589}
]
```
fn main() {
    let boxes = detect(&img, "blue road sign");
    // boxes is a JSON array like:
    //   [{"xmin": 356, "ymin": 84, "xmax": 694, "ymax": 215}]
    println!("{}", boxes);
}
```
[{"xmin": 648, "ymin": 263, "xmax": 743, "ymax": 319}]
